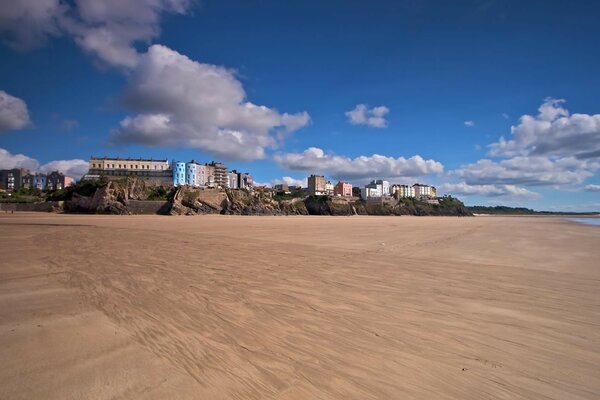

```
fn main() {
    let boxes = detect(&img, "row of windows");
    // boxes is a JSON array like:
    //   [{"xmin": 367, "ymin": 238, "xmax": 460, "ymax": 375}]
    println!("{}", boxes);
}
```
[{"xmin": 91, "ymin": 163, "xmax": 164, "ymax": 170}]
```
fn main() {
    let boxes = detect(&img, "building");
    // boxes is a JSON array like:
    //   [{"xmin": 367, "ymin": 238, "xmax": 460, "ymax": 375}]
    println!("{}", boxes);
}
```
[
  {"xmin": 273, "ymin": 183, "xmax": 289, "ymax": 193},
  {"xmin": 325, "ymin": 181, "xmax": 334, "ymax": 195},
  {"xmin": 86, "ymin": 156, "xmax": 172, "ymax": 183},
  {"xmin": 0, "ymin": 168, "xmax": 29, "ymax": 192},
  {"xmin": 307, "ymin": 174, "xmax": 327, "ymax": 196},
  {"xmin": 362, "ymin": 179, "xmax": 390, "ymax": 199},
  {"xmin": 227, "ymin": 171, "xmax": 239, "ymax": 189},
  {"xmin": 21, "ymin": 173, "xmax": 33, "ymax": 189},
  {"xmin": 391, "ymin": 184, "xmax": 415, "ymax": 198},
  {"xmin": 334, "ymin": 181, "xmax": 352, "ymax": 197},
  {"xmin": 413, "ymin": 183, "xmax": 436, "ymax": 199},
  {"xmin": 32, "ymin": 174, "xmax": 47, "ymax": 190},
  {"xmin": 185, "ymin": 162, "xmax": 198, "ymax": 186},
  {"xmin": 173, "ymin": 162, "xmax": 186, "ymax": 186},
  {"xmin": 361, "ymin": 186, "xmax": 382, "ymax": 200},
  {"xmin": 46, "ymin": 171, "xmax": 74, "ymax": 191},
  {"xmin": 237, "ymin": 172, "xmax": 253, "ymax": 189},
  {"xmin": 207, "ymin": 162, "xmax": 227, "ymax": 188},
  {"xmin": 195, "ymin": 164, "xmax": 212, "ymax": 186},
  {"xmin": 88, "ymin": 156, "xmax": 170, "ymax": 175}
]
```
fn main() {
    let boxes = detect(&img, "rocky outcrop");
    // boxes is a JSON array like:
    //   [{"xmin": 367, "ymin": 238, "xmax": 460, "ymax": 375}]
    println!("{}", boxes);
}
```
[
  {"xmin": 64, "ymin": 178, "xmax": 165, "ymax": 214},
  {"xmin": 35, "ymin": 178, "xmax": 472, "ymax": 216}
]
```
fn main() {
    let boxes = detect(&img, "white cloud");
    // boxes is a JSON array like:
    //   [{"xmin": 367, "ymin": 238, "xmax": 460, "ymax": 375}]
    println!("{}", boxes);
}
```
[
  {"xmin": 345, "ymin": 104, "xmax": 389, "ymax": 128},
  {"xmin": 0, "ymin": 148, "xmax": 39, "ymax": 170},
  {"xmin": 584, "ymin": 184, "xmax": 600, "ymax": 192},
  {"xmin": 452, "ymin": 156, "xmax": 597, "ymax": 186},
  {"xmin": 0, "ymin": 148, "xmax": 86, "ymax": 179},
  {"xmin": 446, "ymin": 99, "xmax": 600, "ymax": 198},
  {"xmin": 110, "ymin": 45, "xmax": 310, "ymax": 161},
  {"xmin": 0, "ymin": 0, "xmax": 65, "ymax": 50},
  {"xmin": 442, "ymin": 182, "xmax": 540, "ymax": 199},
  {"xmin": 0, "ymin": 0, "xmax": 196, "ymax": 68},
  {"xmin": 0, "ymin": 90, "xmax": 31, "ymax": 132},
  {"xmin": 271, "ymin": 176, "xmax": 307, "ymax": 188},
  {"xmin": 489, "ymin": 98, "xmax": 600, "ymax": 160},
  {"xmin": 274, "ymin": 147, "xmax": 443, "ymax": 181},
  {"xmin": 502, "ymin": 113, "xmax": 510, "ymax": 119},
  {"xmin": 464, "ymin": 120, "xmax": 475, "ymax": 127},
  {"xmin": 40, "ymin": 159, "xmax": 88, "ymax": 179}
]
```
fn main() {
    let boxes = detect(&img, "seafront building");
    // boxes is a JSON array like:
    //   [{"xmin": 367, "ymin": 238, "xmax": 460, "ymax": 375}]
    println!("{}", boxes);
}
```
[
  {"xmin": 86, "ymin": 156, "xmax": 172, "ymax": 184},
  {"xmin": 0, "ymin": 168, "xmax": 73, "ymax": 192},
  {"xmin": 362, "ymin": 180, "xmax": 437, "ymax": 200},
  {"xmin": 391, "ymin": 184, "xmax": 415, "ymax": 198},
  {"xmin": 413, "ymin": 183, "xmax": 437, "ymax": 199},
  {"xmin": 0, "ymin": 168, "xmax": 29, "ymax": 192},
  {"xmin": 46, "ymin": 171, "xmax": 74, "ymax": 191},
  {"xmin": 307, "ymin": 175, "xmax": 328, "ymax": 196},
  {"xmin": 334, "ymin": 181, "xmax": 352, "ymax": 197},
  {"xmin": 171, "ymin": 161, "xmax": 253, "ymax": 189},
  {"xmin": 84, "ymin": 156, "xmax": 252, "ymax": 189}
]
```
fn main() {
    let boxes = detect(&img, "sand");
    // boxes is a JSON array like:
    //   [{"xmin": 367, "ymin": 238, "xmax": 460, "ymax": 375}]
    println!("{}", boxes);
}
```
[{"xmin": 0, "ymin": 213, "xmax": 599, "ymax": 399}]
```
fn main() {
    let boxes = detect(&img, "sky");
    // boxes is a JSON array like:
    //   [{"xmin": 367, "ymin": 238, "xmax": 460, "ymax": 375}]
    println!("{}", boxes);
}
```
[{"xmin": 0, "ymin": 0, "xmax": 599, "ymax": 211}]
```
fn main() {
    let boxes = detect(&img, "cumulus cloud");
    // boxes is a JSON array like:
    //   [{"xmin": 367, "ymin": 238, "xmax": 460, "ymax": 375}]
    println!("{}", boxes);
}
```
[
  {"xmin": 0, "ymin": 90, "xmax": 31, "ymax": 132},
  {"xmin": 274, "ymin": 147, "xmax": 443, "ymax": 181},
  {"xmin": 0, "ymin": 0, "xmax": 65, "ymax": 50},
  {"xmin": 345, "ymin": 104, "xmax": 389, "ymax": 128},
  {"xmin": 446, "ymin": 99, "xmax": 600, "ymax": 198},
  {"xmin": 489, "ymin": 98, "xmax": 600, "ymax": 160},
  {"xmin": 1, "ymin": 2, "xmax": 309, "ymax": 161},
  {"xmin": 271, "ymin": 176, "xmax": 307, "ymax": 188},
  {"xmin": 110, "ymin": 45, "xmax": 310, "ymax": 161},
  {"xmin": 442, "ymin": 182, "xmax": 540, "ymax": 199},
  {"xmin": 40, "ymin": 159, "xmax": 88, "ymax": 179},
  {"xmin": 464, "ymin": 120, "xmax": 475, "ymax": 127},
  {"xmin": 0, "ymin": 148, "xmax": 87, "ymax": 179},
  {"xmin": 0, "ymin": 0, "xmax": 196, "ymax": 68},
  {"xmin": 452, "ymin": 156, "xmax": 597, "ymax": 186},
  {"xmin": 584, "ymin": 184, "xmax": 600, "ymax": 192},
  {"xmin": 0, "ymin": 148, "xmax": 39, "ymax": 170}
]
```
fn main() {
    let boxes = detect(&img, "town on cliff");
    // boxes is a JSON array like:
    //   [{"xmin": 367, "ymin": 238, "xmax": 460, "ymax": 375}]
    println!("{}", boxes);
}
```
[{"xmin": 0, "ymin": 156, "xmax": 470, "ymax": 216}]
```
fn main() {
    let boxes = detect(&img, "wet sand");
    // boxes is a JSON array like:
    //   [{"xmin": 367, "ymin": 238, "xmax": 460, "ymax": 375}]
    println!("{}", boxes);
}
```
[{"xmin": 1, "ymin": 213, "xmax": 599, "ymax": 399}]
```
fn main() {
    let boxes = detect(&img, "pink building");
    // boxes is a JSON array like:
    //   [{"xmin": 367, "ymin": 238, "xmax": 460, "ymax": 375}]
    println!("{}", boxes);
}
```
[{"xmin": 334, "ymin": 181, "xmax": 352, "ymax": 197}]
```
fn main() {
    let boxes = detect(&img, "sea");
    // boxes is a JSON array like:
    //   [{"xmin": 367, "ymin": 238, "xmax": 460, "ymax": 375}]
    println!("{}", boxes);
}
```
[{"xmin": 566, "ymin": 217, "xmax": 600, "ymax": 227}]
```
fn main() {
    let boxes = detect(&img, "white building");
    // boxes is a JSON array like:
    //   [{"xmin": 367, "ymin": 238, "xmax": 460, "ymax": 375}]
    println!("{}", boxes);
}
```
[
  {"xmin": 361, "ymin": 186, "xmax": 382, "ymax": 200},
  {"xmin": 391, "ymin": 184, "xmax": 416, "ymax": 198},
  {"xmin": 325, "ymin": 181, "xmax": 334, "ymax": 195}
]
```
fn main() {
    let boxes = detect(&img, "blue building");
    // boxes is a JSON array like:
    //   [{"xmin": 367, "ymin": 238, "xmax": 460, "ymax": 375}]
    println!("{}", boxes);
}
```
[
  {"xmin": 173, "ymin": 161, "xmax": 186, "ymax": 186},
  {"xmin": 186, "ymin": 162, "xmax": 197, "ymax": 186},
  {"xmin": 32, "ymin": 174, "xmax": 47, "ymax": 190}
]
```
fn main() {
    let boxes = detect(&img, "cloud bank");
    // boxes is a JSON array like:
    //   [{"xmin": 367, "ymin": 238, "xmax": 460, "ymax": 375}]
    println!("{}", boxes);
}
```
[
  {"xmin": 275, "ymin": 147, "xmax": 443, "ymax": 181},
  {"xmin": 446, "ymin": 98, "xmax": 600, "ymax": 199},
  {"xmin": 0, "ymin": 148, "xmax": 87, "ymax": 179}
]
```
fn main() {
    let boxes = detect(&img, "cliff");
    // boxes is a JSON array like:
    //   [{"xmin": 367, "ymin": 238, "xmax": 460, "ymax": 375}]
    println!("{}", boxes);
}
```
[{"xmin": 19, "ymin": 178, "xmax": 471, "ymax": 216}]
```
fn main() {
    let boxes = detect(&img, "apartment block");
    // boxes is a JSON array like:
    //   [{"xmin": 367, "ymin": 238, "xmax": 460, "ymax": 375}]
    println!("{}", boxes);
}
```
[
  {"xmin": 334, "ymin": 181, "xmax": 352, "ymax": 197},
  {"xmin": 307, "ymin": 174, "xmax": 327, "ymax": 196}
]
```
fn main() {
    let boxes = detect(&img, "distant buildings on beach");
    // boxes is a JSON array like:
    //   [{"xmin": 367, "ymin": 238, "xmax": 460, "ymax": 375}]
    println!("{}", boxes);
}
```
[
  {"xmin": 306, "ymin": 174, "xmax": 438, "ymax": 200},
  {"xmin": 0, "ymin": 168, "xmax": 73, "ymax": 192},
  {"xmin": 85, "ymin": 156, "xmax": 253, "ymax": 189},
  {"xmin": 1, "ymin": 155, "xmax": 438, "ymax": 201}
]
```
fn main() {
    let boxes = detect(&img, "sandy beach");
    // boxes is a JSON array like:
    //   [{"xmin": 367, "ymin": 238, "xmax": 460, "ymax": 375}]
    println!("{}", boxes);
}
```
[{"xmin": 0, "ymin": 213, "xmax": 599, "ymax": 399}]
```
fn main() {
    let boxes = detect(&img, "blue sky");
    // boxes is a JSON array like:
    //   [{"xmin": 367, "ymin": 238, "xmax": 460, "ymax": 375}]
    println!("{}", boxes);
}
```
[{"xmin": 0, "ymin": 0, "xmax": 599, "ymax": 210}]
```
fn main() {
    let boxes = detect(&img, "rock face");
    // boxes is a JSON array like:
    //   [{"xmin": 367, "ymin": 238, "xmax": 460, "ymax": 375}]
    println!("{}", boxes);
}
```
[
  {"xmin": 54, "ymin": 179, "xmax": 472, "ymax": 216},
  {"xmin": 64, "ymin": 179, "xmax": 161, "ymax": 215}
]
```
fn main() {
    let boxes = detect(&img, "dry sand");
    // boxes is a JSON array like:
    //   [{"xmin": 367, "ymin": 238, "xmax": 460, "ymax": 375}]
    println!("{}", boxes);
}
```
[{"xmin": 0, "ymin": 213, "xmax": 599, "ymax": 399}]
